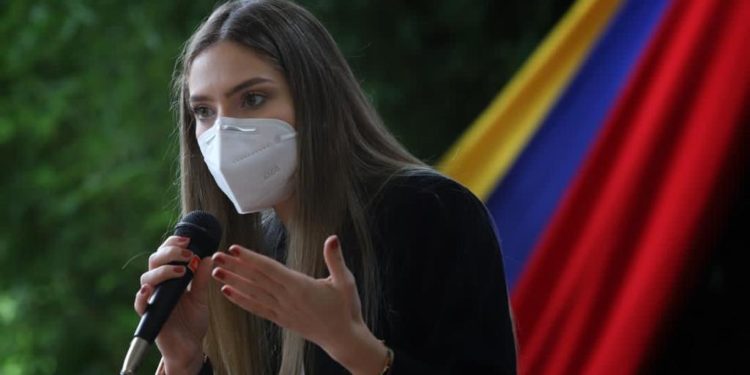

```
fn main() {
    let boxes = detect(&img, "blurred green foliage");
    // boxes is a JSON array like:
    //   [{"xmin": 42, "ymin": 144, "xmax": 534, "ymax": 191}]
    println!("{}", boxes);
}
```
[{"xmin": 0, "ymin": 0, "xmax": 569, "ymax": 373}]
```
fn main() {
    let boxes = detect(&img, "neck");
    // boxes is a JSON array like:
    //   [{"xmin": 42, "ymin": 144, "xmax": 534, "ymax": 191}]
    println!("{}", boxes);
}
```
[{"xmin": 273, "ymin": 194, "xmax": 296, "ymax": 227}]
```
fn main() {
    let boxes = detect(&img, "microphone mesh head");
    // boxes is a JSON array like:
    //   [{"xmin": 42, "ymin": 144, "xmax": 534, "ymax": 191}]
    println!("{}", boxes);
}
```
[{"xmin": 174, "ymin": 211, "xmax": 222, "ymax": 257}]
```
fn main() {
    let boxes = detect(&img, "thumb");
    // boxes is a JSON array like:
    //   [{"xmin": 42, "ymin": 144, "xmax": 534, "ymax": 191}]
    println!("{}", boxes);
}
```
[
  {"xmin": 189, "ymin": 256, "xmax": 213, "ymax": 306},
  {"xmin": 323, "ymin": 235, "xmax": 350, "ymax": 282}
]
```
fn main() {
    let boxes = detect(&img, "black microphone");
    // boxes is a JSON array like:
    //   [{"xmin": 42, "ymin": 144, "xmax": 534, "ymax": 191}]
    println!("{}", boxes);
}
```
[{"xmin": 120, "ymin": 211, "xmax": 222, "ymax": 375}]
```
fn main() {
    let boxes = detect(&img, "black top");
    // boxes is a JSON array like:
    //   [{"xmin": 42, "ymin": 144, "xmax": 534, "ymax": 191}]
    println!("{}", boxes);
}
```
[{"xmin": 307, "ymin": 172, "xmax": 517, "ymax": 374}]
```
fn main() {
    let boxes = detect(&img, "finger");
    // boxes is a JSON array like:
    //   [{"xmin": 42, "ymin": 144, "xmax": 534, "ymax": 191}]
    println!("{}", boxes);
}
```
[
  {"xmin": 148, "ymin": 245, "xmax": 193, "ymax": 270},
  {"xmin": 212, "ymin": 253, "xmax": 289, "ymax": 297},
  {"xmin": 212, "ymin": 267, "xmax": 280, "ymax": 307},
  {"xmin": 134, "ymin": 284, "xmax": 152, "ymax": 316},
  {"xmin": 214, "ymin": 248, "xmax": 294, "ymax": 292},
  {"xmin": 220, "ymin": 285, "xmax": 279, "ymax": 324},
  {"xmin": 187, "ymin": 257, "xmax": 213, "ymax": 305},
  {"xmin": 158, "ymin": 236, "xmax": 191, "ymax": 252},
  {"xmin": 323, "ymin": 235, "xmax": 352, "ymax": 284},
  {"xmin": 140, "ymin": 264, "xmax": 186, "ymax": 286}
]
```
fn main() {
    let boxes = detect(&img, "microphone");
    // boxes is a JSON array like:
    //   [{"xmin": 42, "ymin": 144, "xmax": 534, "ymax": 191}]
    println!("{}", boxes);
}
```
[{"xmin": 120, "ymin": 211, "xmax": 222, "ymax": 375}]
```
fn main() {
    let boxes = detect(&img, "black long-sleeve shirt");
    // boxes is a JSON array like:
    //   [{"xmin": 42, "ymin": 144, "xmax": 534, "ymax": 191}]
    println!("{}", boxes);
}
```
[{"xmin": 310, "ymin": 172, "xmax": 517, "ymax": 374}]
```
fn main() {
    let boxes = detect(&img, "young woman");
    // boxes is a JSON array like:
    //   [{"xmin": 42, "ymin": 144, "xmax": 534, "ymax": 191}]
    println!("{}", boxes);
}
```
[{"xmin": 133, "ymin": 0, "xmax": 517, "ymax": 374}]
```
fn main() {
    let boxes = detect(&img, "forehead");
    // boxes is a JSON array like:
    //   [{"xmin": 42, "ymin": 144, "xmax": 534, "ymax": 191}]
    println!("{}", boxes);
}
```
[{"xmin": 188, "ymin": 40, "xmax": 281, "ymax": 94}]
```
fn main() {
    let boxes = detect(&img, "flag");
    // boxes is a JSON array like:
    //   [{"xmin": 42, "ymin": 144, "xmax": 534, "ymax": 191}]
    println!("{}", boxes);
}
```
[{"xmin": 439, "ymin": 0, "xmax": 750, "ymax": 373}]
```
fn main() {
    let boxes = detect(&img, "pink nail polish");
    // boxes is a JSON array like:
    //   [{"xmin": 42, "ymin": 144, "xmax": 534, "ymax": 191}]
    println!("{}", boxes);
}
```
[{"xmin": 173, "ymin": 265, "xmax": 185, "ymax": 274}]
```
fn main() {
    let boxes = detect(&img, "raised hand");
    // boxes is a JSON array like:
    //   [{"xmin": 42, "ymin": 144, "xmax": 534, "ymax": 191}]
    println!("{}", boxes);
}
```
[{"xmin": 211, "ymin": 235, "xmax": 388, "ymax": 375}]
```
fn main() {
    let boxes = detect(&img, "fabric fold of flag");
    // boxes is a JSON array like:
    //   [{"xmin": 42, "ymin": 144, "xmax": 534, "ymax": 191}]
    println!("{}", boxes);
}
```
[{"xmin": 511, "ymin": 1, "xmax": 750, "ymax": 374}]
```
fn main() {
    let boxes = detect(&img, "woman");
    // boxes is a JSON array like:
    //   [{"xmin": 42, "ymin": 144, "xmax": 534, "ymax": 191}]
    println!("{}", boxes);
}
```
[{"xmin": 134, "ymin": 0, "xmax": 517, "ymax": 374}]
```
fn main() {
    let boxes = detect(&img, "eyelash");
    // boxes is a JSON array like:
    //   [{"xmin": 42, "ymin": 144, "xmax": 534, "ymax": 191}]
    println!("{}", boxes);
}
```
[
  {"xmin": 191, "ymin": 106, "xmax": 213, "ymax": 121},
  {"xmin": 242, "ymin": 91, "xmax": 267, "ymax": 108},
  {"xmin": 190, "ymin": 91, "xmax": 267, "ymax": 121}
]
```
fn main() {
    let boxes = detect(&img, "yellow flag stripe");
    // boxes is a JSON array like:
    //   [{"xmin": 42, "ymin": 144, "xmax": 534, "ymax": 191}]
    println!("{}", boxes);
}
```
[{"xmin": 438, "ymin": 0, "xmax": 624, "ymax": 200}]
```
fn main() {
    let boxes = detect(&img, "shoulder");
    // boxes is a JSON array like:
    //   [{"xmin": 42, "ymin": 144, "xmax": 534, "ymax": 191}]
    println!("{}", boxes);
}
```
[
  {"xmin": 367, "ymin": 169, "xmax": 501, "ymax": 260},
  {"xmin": 371, "ymin": 170, "xmax": 484, "ymax": 215},
  {"xmin": 369, "ymin": 170, "xmax": 492, "ymax": 232}
]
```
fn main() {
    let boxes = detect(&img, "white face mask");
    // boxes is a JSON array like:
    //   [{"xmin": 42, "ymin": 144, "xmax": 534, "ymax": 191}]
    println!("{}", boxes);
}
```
[{"xmin": 197, "ymin": 117, "xmax": 297, "ymax": 214}]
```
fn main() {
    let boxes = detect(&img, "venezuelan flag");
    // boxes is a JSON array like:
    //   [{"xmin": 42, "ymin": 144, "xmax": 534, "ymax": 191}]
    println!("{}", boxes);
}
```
[{"xmin": 439, "ymin": 0, "xmax": 750, "ymax": 373}]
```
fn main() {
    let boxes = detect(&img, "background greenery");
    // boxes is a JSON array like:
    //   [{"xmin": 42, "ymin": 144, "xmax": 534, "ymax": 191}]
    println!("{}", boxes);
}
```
[{"xmin": 0, "ymin": 0, "xmax": 571, "ymax": 373}]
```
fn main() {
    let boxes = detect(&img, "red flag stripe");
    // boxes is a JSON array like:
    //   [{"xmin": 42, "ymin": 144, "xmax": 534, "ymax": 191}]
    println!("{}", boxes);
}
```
[{"xmin": 511, "ymin": 0, "xmax": 750, "ymax": 374}]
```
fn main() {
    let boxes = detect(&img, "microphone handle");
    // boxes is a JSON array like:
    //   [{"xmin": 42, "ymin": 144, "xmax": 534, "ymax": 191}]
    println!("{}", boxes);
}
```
[
  {"xmin": 134, "ymin": 238, "xmax": 203, "ymax": 342},
  {"xmin": 121, "ymin": 254, "xmax": 200, "ymax": 374},
  {"xmin": 134, "ymin": 266, "xmax": 195, "ymax": 342}
]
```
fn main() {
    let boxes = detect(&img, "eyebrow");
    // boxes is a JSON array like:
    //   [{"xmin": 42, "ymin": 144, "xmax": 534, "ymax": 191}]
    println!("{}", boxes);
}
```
[{"xmin": 189, "ymin": 77, "xmax": 273, "ymax": 102}]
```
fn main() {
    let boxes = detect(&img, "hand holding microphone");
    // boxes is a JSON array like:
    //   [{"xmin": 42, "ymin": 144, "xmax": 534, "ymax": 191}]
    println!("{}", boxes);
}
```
[{"xmin": 121, "ymin": 211, "xmax": 221, "ymax": 375}]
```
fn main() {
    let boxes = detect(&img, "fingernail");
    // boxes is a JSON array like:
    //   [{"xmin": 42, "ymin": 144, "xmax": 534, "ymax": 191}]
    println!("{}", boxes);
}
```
[
  {"xmin": 213, "ymin": 254, "xmax": 225, "ymax": 265},
  {"xmin": 228, "ymin": 246, "xmax": 240, "ymax": 256},
  {"xmin": 213, "ymin": 268, "xmax": 225, "ymax": 280},
  {"xmin": 221, "ymin": 286, "xmax": 232, "ymax": 297},
  {"xmin": 139, "ymin": 285, "xmax": 148, "ymax": 294},
  {"xmin": 188, "ymin": 255, "xmax": 200, "ymax": 273},
  {"xmin": 182, "ymin": 249, "xmax": 192, "ymax": 258},
  {"xmin": 177, "ymin": 236, "xmax": 189, "ymax": 242},
  {"xmin": 173, "ymin": 265, "xmax": 185, "ymax": 274}
]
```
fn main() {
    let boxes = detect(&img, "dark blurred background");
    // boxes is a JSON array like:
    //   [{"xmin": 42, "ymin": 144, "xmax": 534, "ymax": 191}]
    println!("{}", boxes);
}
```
[{"xmin": 0, "ymin": 0, "xmax": 572, "ymax": 373}]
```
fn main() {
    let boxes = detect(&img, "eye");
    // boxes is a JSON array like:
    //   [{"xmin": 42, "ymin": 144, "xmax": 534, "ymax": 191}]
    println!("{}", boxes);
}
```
[
  {"xmin": 191, "ymin": 105, "xmax": 215, "ymax": 121},
  {"xmin": 242, "ymin": 92, "xmax": 266, "ymax": 108}
]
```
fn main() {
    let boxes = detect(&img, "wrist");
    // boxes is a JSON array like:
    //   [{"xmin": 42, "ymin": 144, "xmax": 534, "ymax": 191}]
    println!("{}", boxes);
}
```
[{"xmin": 325, "ymin": 323, "xmax": 389, "ymax": 375}]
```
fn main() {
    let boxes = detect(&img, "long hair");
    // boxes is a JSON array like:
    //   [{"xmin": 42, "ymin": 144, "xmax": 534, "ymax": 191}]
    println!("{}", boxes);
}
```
[{"xmin": 173, "ymin": 0, "xmax": 426, "ymax": 373}]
